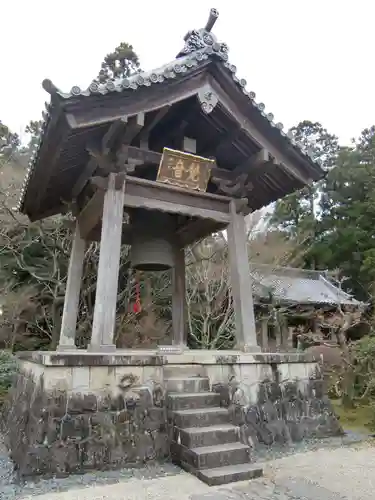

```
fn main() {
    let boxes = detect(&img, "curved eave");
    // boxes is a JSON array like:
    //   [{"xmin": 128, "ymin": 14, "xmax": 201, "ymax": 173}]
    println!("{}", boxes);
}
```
[{"xmin": 18, "ymin": 47, "xmax": 324, "ymax": 218}]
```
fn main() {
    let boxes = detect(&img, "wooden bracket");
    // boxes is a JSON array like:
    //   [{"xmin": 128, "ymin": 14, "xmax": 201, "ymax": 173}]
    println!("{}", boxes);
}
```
[
  {"xmin": 212, "ymin": 173, "xmax": 253, "ymax": 197},
  {"xmin": 211, "ymin": 149, "xmax": 278, "ymax": 198},
  {"xmin": 72, "ymin": 113, "xmax": 146, "ymax": 199},
  {"xmin": 77, "ymin": 190, "xmax": 105, "ymax": 239},
  {"xmin": 138, "ymin": 106, "xmax": 170, "ymax": 149}
]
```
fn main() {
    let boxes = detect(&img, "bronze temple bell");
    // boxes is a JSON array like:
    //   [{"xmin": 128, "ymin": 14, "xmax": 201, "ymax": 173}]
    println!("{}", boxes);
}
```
[
  {"xmin": 130, "ymin": 209, "xmax": 178, "ymax": 272},
  {"xmin": 130, "ymin": 147, "xmax": 214, "ymax": 272}
]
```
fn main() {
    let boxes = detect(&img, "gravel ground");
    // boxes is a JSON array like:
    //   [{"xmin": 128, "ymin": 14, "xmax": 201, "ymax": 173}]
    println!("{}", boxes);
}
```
[
  {"xmin": 0, "ymin": 432, "xmax": 372, "ymax": 500},
  {"xmin": 0, "ymin": 436, "xmax": 183, "ymax": 500}
]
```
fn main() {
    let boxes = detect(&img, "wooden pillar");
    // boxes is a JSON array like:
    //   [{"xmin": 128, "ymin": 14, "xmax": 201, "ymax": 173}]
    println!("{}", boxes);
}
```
[
  {"xmin": 287, "ymin": 326, "xmax": 295, "ymax": 350},
  {"xmin": 89, "ymin": 174, "xmax": 125, "ymax": 351},
  {"xmin": 172, "ymin": 246, "xmax": 187, "ymax": 348},
  {"xmin": 275, "ymin": 323, "xmax": 282, "ymax": 351},
  {"xmin": 57, "ymin": 222, "xmax": 86, "ymax": 350},
  {"xmin": 261, "ymin": 319, "xmax": 269, "ymax": 351},
  {"xmin": 227, "ymin": 201, "xmax": 259, "ymax": 351}
]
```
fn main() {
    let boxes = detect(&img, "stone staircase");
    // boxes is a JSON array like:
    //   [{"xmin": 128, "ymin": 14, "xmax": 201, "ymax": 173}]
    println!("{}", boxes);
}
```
[{"xmin": 165, "ymin": 368, "xmax": 263, "ymax": 486}]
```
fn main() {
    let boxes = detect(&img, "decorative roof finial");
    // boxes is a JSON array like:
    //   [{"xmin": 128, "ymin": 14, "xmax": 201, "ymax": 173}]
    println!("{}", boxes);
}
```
[
  {"xmin": 204, "ymin": 8, "xmax": 219, "ymax": 32},
  {"xmin": 42, "ymin": 79, "xmax": 60, "ymax": 96},
  {"xmin": 177, "ymin": 8, "xmax": 228, "ymax": 61}
]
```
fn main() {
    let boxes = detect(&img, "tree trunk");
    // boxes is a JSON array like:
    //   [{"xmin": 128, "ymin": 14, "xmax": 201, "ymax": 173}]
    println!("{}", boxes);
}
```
[{"xmin": 335, "ymin": 326, "xmax": 355, "ymax": 409}]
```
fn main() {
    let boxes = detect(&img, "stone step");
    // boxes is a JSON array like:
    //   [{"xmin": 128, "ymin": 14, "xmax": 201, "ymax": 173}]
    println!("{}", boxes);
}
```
[
  {"xmin": 173, "ymin": 407, "xmax": 230, "ymax": 428},
  {"xmin": 165, "ymin": 377, "xmax": 210, "ymax": 393},
  {"xmin": 163, "ymin": 366, "xmax": 205, "ymax": 378},
  {"xmin": 176, "ymin": 424, "xmax": 239, "ymax": 448},
  {"xmin": 188, "ymin": 462, "xmax": 263, "ymax": 486},
  {"xmin": 174, "ymin": 442, "xmax": 251, "ymax": 470},
  {"xmin": 167, "ymin": 392, "xmax": 221, "ymax": 411}
]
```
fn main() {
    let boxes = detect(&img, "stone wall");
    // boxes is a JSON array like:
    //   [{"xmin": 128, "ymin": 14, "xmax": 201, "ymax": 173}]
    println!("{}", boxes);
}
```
[
  {"xmin": 1, "ymin": 350, "xmax": 342, "ymax": 477},
  {"xmin": 210, "ymin": 355, "xmax": 342, "ymax": 448},
  {"xmin": 2, "ymin": 359, "xmax": 168, "ymax": 477}
]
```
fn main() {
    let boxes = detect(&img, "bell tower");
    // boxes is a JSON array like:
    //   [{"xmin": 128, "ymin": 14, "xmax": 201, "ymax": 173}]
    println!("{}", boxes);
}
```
[{"xmin": 18, "ymin": 9, "xmax": 323, "ymax": 353}]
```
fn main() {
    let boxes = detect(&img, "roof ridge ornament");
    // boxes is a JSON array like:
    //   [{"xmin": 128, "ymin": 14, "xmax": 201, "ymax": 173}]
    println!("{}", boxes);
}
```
[{"xmin": 177, "ymin": 8, "xmax": 229, "ymax": 61}]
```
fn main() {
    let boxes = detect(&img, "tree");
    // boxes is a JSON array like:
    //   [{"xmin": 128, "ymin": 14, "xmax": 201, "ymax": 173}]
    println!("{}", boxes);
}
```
[
  {"xmin": 185, "ymin": 237, "xmax": 235, "ymax": 350},
  {"xmin": 0, "ymin": 41, "xmax": 143, "ymax": 351},
  {"xmin": 25, "ymin": 119, "xmax": 43, "ymax": 152},
  {"xmin": 96, "ymin": 42, "xmax": 141, "ymax": 82},
  {"xmin": 0, "ymin": 121, "xmax": 20, "ymax": 158},
  {"xmin": 271, "ymin": 121, "xmax": 339, "ymax": 269},
  {"xmin": 312, "ymin": 126, "xmax": 375, "ymax": 300}
]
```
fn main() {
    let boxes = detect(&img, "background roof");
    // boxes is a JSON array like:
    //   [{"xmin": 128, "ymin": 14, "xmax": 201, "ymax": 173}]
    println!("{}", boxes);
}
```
[{"xmin": 250, "ymin": 264, "xmax": 362, "ymax": 306}]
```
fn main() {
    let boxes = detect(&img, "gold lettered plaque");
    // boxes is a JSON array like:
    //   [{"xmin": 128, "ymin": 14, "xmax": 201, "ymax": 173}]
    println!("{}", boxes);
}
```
[{"xmin": 156, "ymin": 148, "xmax": 214, "ymax": 192}]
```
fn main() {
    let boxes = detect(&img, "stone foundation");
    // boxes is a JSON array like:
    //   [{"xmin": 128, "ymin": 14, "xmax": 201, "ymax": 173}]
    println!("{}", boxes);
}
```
[
  {"xmin": 2, "ymin": 350, "xmax": 342, "ymax": 477},
  {"xmin": 211, "ymin": 362, "xmax": 342, "ymax": 447}
]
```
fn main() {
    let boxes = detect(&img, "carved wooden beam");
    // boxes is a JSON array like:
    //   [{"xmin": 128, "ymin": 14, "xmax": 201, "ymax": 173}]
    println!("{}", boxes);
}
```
[
  {"xmin": 177, "ymin": 219, "xmax": 227, "ymax": 246},
  {"xmin": 116, "ymin": 145, "xmax": 162, "ymax": 166},
  {"xmin": 199, "ymin": 126, "xmax": 241, "ymax": 157},
  {"xmin": 209, "ymin": 80, "xmax": 314, "ymax": 185},
  {"xmin": 71, "ymin": 114, "xmax": 145, "ymax": 199},
  {"xmin": 121, "ymin": 113, "xmax": 145, "ymax": 144},
  {"xmin": 211, "ymin": 149, "xmax": 278, "ymax": 197},
  {"xmin": 212, "ymin": 173, "xmax": 253, "ymax": 198},
  {"xmin": 77, "ymin": 190, "xmax": 105, "ymax": 239},
  {"xmin": 89, "ymin": 174, "xmax": 233, "ymax": 223},
  {"xmin": 101, "ymin": 117, "xmax": 128, "ymax": 155},
  {"xmin": 234, "ymin": 149, "xmax": 273, "ymax": 176},
  {"xmin": 138, "ymin": 106, "xmax": 171, "ymax": 148},
  {"xmin": 72, "ymin": 119, "xmax": 125, "ymax": 199},
  {"xmin": 88, "ymin": 224, "xmax": 132, "ymax": 245}
]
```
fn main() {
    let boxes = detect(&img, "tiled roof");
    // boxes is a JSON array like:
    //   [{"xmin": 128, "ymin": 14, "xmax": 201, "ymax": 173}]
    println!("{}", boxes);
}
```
[
  {"xmin": 250, "ymin": 264, "xmax": 362, "ymax": 306},
  {"xmin": 17, "ymin": 8, "xmax": 321, "ymax": 213}
]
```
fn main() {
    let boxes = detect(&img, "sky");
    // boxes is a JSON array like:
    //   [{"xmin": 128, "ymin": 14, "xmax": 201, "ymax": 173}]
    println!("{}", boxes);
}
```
[{"xmin": 1, "ymin": 1, "xmax": 374, "ymax": 145}]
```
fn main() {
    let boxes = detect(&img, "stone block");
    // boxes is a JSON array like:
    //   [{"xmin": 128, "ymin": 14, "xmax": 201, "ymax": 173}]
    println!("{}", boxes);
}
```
[
  {"xmin": 43, "ymin": 366, "xmax": 73, "ymax": 392},
  {"xmin": 211, "ymin": 382, "xmax": 230, "ymax": 407},
  {"xmin": 174, "ymin": 441, "xmax": 250, "ymax": 470},
  {"xmin": 288, "ymin": 362, "xmax": 309, "ymax": 380},
  {"xmin": 167, "ymin": 392, "xmax": 221, "ymax": 411},
  {"xmin": 50, "ymin": 441, "xmax": 81, "ymax": 474},
  {"xmin": 205, "ymin": 364, "xmax": 223, "ymax": 386},
  {"xmin": 71, "ymin": 367, "xmax": 90, "ymax": 393},
  {"xmin": 66, "ymin": 394, "xmax": 97, "ymax": 414},
  {"xmin": 173, "ymin": 408, "xmax": 230, "ymax": 428},
  {"xmin": 142, "ymin": 365, "xmax": 163, "ymax": 384},
  {"xmin": 192, "ymin": 463, "xmax": 263, "ymax": 487},
  {"xmin": 89, "ymin": 366, "xmax": 116, "ymax": 393},
  {"xmin": 165, "ymin": 377, "xmax": 210, "ymax": 393},
  {"xmin": 178, "ymin": 424, "xmax": 239, "ymax": 448},
  {"xmin": 45, "ymin": 392, "xmax": 65, "ymax": 418},
  {"xmin": 3, "ymin": 365, "xmax": 169, "ymax": 477}
]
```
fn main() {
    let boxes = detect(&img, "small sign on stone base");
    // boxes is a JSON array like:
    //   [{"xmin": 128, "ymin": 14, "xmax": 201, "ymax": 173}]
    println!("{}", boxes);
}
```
[{"xmin": 157, "ymin": 345, "xmax": 187, "ymax": 354}]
